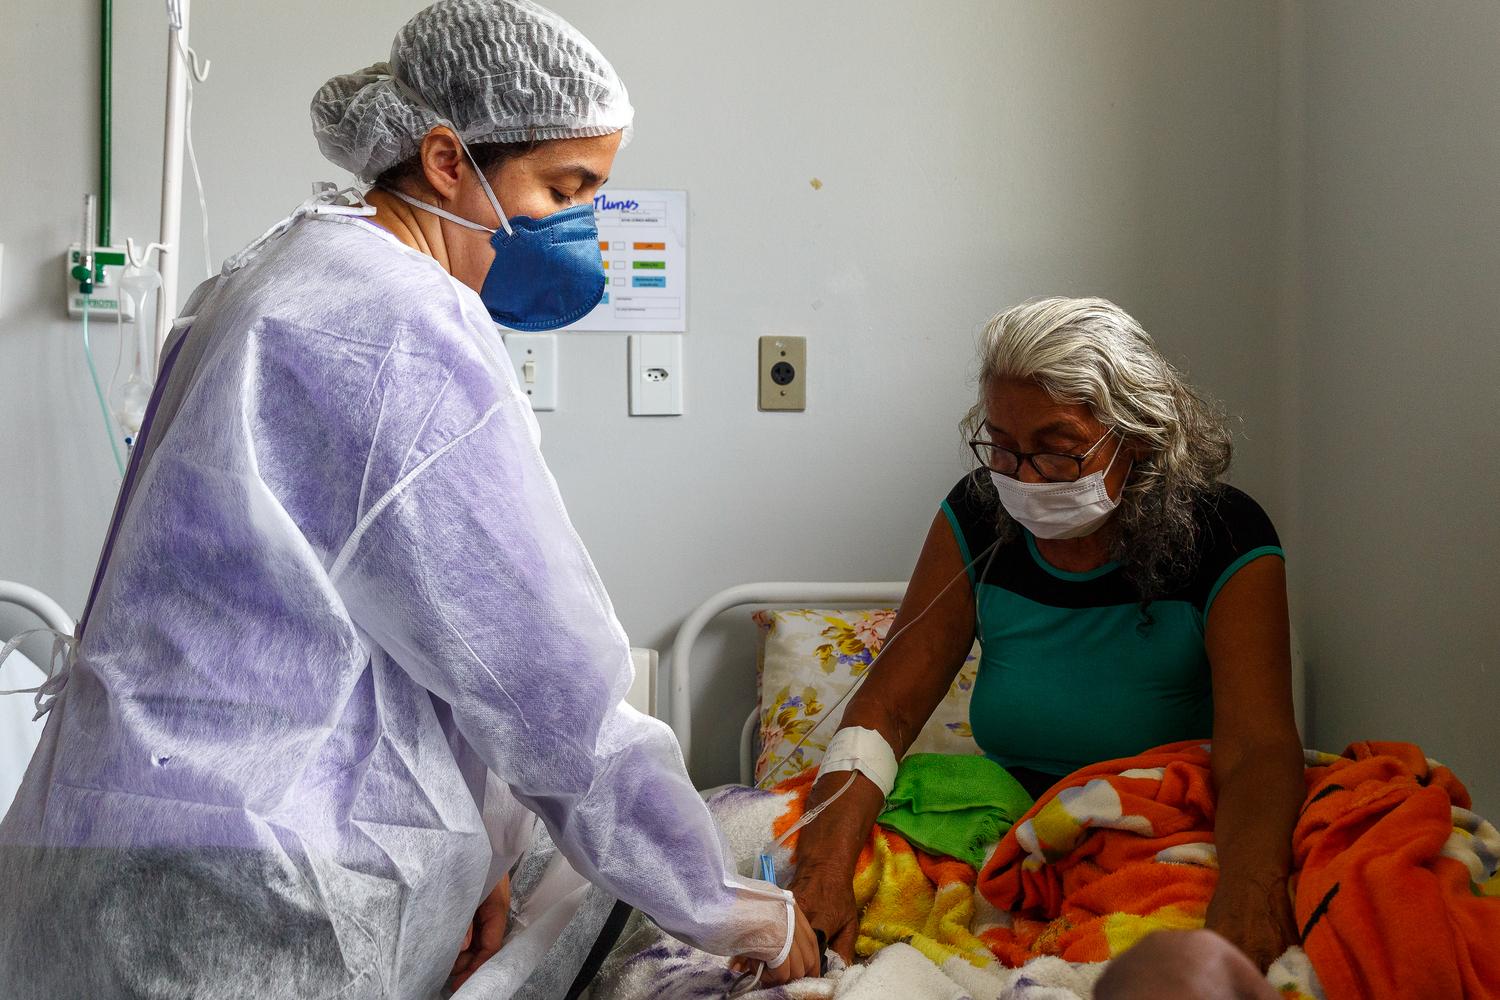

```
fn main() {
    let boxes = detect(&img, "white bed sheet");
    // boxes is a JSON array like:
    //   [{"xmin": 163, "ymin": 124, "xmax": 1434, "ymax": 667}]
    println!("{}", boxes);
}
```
[{"xmin": 0, "ymin": 647, "xmax": 45, "ymax": 814}]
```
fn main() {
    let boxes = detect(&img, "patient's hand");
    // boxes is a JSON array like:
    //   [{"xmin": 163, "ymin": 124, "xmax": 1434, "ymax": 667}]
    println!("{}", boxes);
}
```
[
  {"xmin": 449, "ymin": 874, "xmax": 511, "ymax": 989},
  {"xmin": 787, "ymin": 862, "xmax": 859, "ymax": 965},
  {"xmin": 1204, "ymin": 871, "xmax": 1299, "ymax": 973}
]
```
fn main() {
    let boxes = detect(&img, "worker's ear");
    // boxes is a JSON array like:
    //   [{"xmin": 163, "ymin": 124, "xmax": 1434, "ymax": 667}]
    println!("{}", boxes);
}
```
[{"xmin": 418, "ymin": 127, "xmax": 466, "ymax": 202}]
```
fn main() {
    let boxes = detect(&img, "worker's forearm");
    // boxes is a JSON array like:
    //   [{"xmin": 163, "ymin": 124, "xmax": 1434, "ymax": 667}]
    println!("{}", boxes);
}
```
[{"xmin": 1213, "ymin": 744, "xmax": 1302, "ymax": 882}]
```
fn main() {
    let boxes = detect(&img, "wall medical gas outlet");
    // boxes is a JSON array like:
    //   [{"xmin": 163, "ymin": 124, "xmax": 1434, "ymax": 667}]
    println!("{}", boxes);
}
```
[
  {"xmin": 66, "ymin": 245, "xmax": 136, "ymax": 320},
  {"xmin": 759, "ymin": 336, "xmax": 806, "ymax": 411}
]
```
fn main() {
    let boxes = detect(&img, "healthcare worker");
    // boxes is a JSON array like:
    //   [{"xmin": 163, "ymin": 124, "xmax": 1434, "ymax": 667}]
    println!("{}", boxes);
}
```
[{"xmin": 0, "ymin": 1, "xmax": 817, "ymax": 996}]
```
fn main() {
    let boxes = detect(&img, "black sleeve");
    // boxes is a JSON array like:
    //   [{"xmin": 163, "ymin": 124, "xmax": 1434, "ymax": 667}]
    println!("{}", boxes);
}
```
[
  {"xmin": 1190, "ymin": 485, "xmax": 1285, "ymax": 615},
  {"xmin": 940, "ymin": 471, "xmax": 1000, "ymax": 583}
]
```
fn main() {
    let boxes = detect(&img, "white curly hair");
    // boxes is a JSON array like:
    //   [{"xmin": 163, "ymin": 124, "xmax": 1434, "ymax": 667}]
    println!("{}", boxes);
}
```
[{"xmin": 964, "ymin": 296, "xmax": 1234, "ymax": 599}]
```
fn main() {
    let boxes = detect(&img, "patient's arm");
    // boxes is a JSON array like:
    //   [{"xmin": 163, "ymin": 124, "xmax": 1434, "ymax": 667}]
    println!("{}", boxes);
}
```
[
  {"xmin": 786, "ymin": 512, "xmax": 976, "ymax": 961},
  {"xmin": 1204, "ymin": 556, "xmax": 1303, "ymax": 971}
]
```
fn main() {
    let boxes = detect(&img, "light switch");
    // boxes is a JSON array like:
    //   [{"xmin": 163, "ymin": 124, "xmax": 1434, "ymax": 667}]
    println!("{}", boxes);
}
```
[
  {"xmin": 503, "ymin": 332, "xmax": 557, "ymax": 410},
  {"xmin": 629, "ymin": 334, "xmax": 684, "ymax": 416}
]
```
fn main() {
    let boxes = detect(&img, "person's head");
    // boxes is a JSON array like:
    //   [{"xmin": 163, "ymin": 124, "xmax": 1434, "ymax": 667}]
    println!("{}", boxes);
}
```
[
  {"xmin": 964, "ymin": 296, "xmax": 1233, "ymax": 597},
  {"xmin": 369, "ymin": 129, "xmax": 620, "ymax": 292},
  {"xmin": 310, "ymin": 0, "xmax": 630, "ymax": 292}
]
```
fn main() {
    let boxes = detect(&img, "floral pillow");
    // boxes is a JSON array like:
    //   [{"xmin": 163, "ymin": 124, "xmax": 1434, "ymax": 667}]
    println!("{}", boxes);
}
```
[{"xmin": 752, "ymin": 608, "xmax": 981, "ymax": 785}]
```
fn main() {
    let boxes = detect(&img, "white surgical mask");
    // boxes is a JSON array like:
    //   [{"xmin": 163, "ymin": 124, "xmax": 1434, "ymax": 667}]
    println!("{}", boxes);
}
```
[{"xmin": 990, "ymin": 433, "xmax": 1126, "ymax": 540}]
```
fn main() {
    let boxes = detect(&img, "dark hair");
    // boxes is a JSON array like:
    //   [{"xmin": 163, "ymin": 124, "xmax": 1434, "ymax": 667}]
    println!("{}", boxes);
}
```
[{"xmin": 374, "ymin": 139, "xmax": 542, "ymax": 193}]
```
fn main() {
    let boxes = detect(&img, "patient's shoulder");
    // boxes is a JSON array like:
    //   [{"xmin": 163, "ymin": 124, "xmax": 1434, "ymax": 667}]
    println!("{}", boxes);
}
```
[
  {"xmin": 1183, "ymin": 484, "xmax": 1284, "ymax": 611},
  {"xmin": 1193, "ymin": 484, "xmax": 1281, "ymax": 557}
]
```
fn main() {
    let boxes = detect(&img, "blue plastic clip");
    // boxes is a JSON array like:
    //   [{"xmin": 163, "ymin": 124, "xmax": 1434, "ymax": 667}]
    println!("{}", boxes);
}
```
[{"xmin": 758, "ymin": 852, "xmax": 776, "ymax": 885}]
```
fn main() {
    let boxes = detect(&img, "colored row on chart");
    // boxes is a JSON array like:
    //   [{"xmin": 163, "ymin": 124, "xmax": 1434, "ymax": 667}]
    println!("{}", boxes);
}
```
[
  {"xmin": 597, "ymin": 241, "xmax": 667, "ymax": 251},
  {"xmin": 600, "ymin": 260, "xmax": 666, "ymax": 270}
]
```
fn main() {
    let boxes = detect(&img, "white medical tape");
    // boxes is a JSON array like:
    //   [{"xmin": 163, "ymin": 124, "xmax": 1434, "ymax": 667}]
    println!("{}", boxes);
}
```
[{"xmin": 819, "ymin": 726, "xmax": 899, "ymax": 798}]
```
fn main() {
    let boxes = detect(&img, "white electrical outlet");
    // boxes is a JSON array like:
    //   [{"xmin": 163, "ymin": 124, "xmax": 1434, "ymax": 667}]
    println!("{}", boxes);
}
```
[
  {"xmin": 503, "ymin": 332, "xmax": 558, "ymax": 410},
  {"xmin": 629, "ymin": 334, "xmax": 684, "ymax": 416}
]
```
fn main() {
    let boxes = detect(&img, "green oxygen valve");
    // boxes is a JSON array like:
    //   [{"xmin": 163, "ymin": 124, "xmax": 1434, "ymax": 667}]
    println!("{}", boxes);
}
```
[{"xmin": 70, "ymin": 260, "xmax": 104, "ymax": 294}]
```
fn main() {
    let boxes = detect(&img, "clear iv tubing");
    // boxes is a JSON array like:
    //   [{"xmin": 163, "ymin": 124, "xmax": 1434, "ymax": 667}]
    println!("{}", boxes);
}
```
[
  {"xmin": 770, "ymin": 770, "xmax": 859, "ymax": 853},
  {"xmin": 81, "ymin": 305, "xmax": 126, "ymax": 476},
  {"xmin": 756, "ymin": 535, "xmax": 1002, "ymax": 792},
  {"xmin": 732, "ymin": 773, "xmax": 859, "ymax": 996},
  {"xmin": 735, "ymin": 538, "xmax": 1001, "ymax": 992}
]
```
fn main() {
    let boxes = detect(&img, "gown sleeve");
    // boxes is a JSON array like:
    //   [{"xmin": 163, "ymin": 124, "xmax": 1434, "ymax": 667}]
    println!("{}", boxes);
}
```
[{"xmin": 330, "ymin": 363, "xmax": 793, "ymax": 965}]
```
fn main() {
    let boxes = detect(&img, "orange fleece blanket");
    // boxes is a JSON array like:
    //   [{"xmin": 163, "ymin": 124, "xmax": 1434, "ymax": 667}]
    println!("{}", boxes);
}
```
[{"xmin": 975, "ymin": 740, "xmax": 1500, "ymax": 999}]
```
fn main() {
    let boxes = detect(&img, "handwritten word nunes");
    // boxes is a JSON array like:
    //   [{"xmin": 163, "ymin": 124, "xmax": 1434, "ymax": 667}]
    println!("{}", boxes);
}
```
[{"xmin": 594, "ymin": 194, "xmax": 642, "ymax": 212}]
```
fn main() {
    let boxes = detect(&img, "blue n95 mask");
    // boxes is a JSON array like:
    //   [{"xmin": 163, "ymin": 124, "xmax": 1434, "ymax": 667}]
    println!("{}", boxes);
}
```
[{"xmin": 381, "ymin": 134, "xmax": 605, "ymax": 332}]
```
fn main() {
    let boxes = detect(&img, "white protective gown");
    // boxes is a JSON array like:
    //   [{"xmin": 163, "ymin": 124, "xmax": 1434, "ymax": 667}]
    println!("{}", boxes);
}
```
[{"xmin": 0, "ymin": 199, "xmax": 792, "ymax": 999}]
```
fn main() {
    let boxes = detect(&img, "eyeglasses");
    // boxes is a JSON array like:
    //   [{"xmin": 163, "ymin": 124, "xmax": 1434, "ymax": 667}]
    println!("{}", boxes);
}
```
[{"xmin": 968, "ymin": 429, "xmax": 1115, "ymax": 484}]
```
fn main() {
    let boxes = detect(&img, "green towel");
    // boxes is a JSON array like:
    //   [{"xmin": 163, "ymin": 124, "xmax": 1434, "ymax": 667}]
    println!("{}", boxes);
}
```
[{"xmin": 876, "ymin": 753, "xmax": 1034, "ymax": 869}]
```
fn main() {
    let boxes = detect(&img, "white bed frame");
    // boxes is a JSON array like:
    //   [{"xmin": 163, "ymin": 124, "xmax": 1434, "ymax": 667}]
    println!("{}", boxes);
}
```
[
  {"xmin": 0, "ymin": 582, "xmax": 74, "ymax": 641},
  {"xmin": 0, "ymin": 580, "xmax": 663, "ymax": 725},
  {"xmin": 667, "ymin": 582, "xmax": 906, "ymax": 781},
  {"xmin": 667, "ymin": 582, "xmax": 1307, "ymax": 787}
]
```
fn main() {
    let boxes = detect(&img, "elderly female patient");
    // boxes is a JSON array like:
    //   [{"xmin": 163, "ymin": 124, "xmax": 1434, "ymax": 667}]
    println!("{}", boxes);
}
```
[{"xmin": 788, "ymin": 297, "xmax": 1302, "ymax": 972}]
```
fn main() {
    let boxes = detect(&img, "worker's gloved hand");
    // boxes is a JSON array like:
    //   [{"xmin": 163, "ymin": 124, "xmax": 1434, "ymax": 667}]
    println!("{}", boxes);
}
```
[
  {"xmin": 729, "ymin": 900, "xmax": 821, "ymax": 985},
  {"xmin": 449, "ymin": 873, "xmax": 512, "ymax": 990}
]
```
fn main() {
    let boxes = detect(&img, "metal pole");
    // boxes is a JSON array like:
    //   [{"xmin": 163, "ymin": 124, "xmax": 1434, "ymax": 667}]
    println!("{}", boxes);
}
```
[
  {"xmin": 99, "ymin": 0, "xmax": 112, "ymax": 248},
  {"xmin": 155, "ymin": 0, "xmax": 190, "ymax": 358}
]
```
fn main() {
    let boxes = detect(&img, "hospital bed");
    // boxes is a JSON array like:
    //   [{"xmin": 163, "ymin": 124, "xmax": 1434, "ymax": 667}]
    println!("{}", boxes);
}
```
[
  {"xmin": 0, "ymin": 582, "xmax": 74, "ymax": 814},
  {"xmin": 578, "ymin": 582, "xmax": 1315, "ymax": 998},
  {"xmin": 664, "ymin": 580, "xmax": 1308, "ymax": 786}
]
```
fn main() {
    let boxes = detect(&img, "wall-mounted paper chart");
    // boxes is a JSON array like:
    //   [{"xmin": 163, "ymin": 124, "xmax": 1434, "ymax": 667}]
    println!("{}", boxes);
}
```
[{"xmin": 563, "ymin": 190, "xmax": 687, "ymax": 332}]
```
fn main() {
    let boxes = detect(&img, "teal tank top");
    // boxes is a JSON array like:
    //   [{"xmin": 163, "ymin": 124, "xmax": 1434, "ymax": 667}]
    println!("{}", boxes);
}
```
[{"xmin": 940, "ymin": 473, "xmax": 1282, "ymax": 779}]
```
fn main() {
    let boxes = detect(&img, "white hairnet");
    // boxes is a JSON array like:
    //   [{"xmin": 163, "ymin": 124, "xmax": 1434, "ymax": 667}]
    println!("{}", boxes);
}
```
[{"xmin": 312, "ymin": 0, "xmax": 633, "ymax": 182}]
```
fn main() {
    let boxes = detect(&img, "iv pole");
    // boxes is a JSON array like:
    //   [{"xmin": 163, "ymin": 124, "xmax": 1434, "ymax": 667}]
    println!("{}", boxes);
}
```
[{"xmin": 155, "ymin": 0, "xmax": 190, "ymax": 356}]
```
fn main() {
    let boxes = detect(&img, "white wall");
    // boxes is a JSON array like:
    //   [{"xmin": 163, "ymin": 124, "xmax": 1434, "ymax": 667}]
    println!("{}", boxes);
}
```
[
  {"xmin": 1292, "ymin": 1, "xmax": 1500, "ymax": 812},
  {"xmin": 6, "ymin": 1, "xmax": 1284, "ymax": 785}
]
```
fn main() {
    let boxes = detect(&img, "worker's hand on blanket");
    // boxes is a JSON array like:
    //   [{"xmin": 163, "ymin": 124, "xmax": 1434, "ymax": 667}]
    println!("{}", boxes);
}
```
[
  {"xmin": 449, "ymin": 873, "xmax": 512, "ymax": 990},
  {"xmin": 786, "ymin": 863, "xmax": 859, "ymax": 965},
  {"xmin": 729, "ymin": 899, "xmax": 821, "ymax": 985},
  {"xmin": 1203, "ymin": 870, "xmax": 1298, "ymax": 972},
  {"xmin": 1096, "ymin": 929, "xmax": 1280, "ymax": 1000}
]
